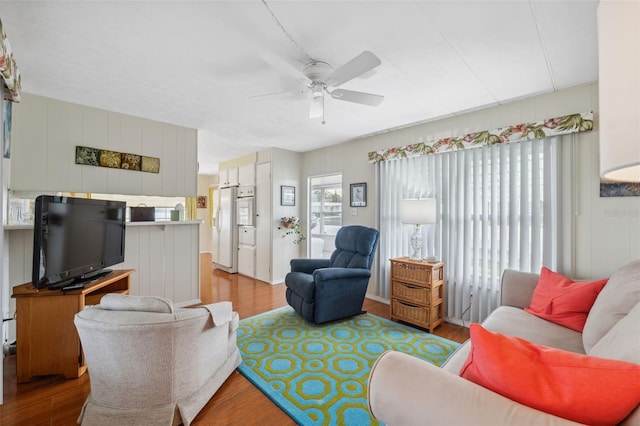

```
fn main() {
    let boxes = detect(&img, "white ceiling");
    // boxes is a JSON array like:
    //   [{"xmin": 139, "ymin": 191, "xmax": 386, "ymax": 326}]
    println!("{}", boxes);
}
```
[{"xmin": 1, "ymin": 1, "xmax": 599, "ymax": 175}]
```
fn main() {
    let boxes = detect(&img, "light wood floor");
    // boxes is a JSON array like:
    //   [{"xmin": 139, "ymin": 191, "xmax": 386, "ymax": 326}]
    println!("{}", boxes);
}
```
[{"xmin": 1, "ymin": 265, "xmax": 469, "ymax": 425}]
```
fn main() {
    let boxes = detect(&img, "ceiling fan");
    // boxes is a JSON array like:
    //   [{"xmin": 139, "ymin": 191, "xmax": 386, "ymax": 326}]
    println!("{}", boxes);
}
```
[{"xmin": 262, "ymin": 50, "xmax": 385, "ymax": 122}]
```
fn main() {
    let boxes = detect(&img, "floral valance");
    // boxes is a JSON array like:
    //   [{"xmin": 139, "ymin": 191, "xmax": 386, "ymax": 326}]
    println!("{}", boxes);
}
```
[
  {"xmin": 368, "ymin": 112, "xmax": 593, "ymax": 163},
  {"xmin": 0, "ymin": 18, "xmax": 21, "ymax": 102}
]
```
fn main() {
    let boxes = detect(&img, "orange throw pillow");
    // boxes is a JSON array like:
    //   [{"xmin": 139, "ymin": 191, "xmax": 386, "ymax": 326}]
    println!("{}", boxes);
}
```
[
  {"xmin": 524, "ymin": 266, "xmax": 607, "ymax": 331},
  {"xmin": 459, "ymin": 324, "xmax": 640, "ymax": 426}
]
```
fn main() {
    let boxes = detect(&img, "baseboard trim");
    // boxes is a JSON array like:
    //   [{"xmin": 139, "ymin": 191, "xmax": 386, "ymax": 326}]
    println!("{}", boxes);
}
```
[{"xmin": 365, "ymin": 294, "xmax": 389, "ymax": 304}]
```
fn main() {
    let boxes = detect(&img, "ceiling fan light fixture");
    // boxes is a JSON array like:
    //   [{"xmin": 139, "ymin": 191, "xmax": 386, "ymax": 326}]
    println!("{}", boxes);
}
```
[{"xmin": 311, "ymin": 82, "xmax": 324, "ymax": 97}]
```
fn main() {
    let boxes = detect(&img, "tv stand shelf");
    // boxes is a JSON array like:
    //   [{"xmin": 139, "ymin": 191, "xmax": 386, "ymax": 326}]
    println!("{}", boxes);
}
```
[{"xmin": 11, "ymin": 269, "xmax": 134, "ymax": 383}]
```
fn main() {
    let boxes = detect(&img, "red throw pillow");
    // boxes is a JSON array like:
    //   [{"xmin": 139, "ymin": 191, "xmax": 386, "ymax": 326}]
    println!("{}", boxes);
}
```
[
  {"xmin": 459, "ymin": 324, "xmax": 640, "ymax": 426},
  {"xmin": 524, "ymin": 266, "xmax": 607, "ymax": 331}
]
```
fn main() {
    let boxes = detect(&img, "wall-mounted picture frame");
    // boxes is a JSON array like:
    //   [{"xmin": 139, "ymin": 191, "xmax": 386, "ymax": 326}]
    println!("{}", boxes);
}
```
[
  {"xmin": 350, "ymin": 182, "xmax": 367, "ymax": 207},
  {"xmin": 600, "ymin": 180, "xmax": 640, "ymax": 197},
  {"xmin": 75, "ymin": 145, "xmax": 160, "ymax": 174},
  {"xmin": 197, "ymin": 195, "xmax": 207, "ymax": 209},
  {"xmin": 281, "ymin": 185, "xmax": 295, "ymax": 206}
]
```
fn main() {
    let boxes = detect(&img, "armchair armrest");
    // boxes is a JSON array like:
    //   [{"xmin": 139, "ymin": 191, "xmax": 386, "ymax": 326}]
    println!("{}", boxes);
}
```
[
  {"xmin": 499, "ymin": 269, "xmax": 540, "ymax": 309},
  {"xmin": 368, "ymin": 351, "xmax": 580, "ymax": 426},
  {"xmin": 290, "ymin": 258, "xmax": 331, "ymax": 274},
  {"xmin": 201, "ymin": 301, "xmax": 233, "ymax": 326},
  {"xmin": 313, "ymin": 267, "xmax": 371, "ymax": 282}
]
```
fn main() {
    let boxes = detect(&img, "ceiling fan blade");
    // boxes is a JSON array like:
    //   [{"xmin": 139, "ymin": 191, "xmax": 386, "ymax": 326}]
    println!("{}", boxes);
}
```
[
  {"xmin": 248, "ymin": 90, "xmax": 291, "ymax": 99},
  {"xmin": 330, "ymin": 89, "xmax": 384, "ymax": 106},
  {"xmin": 326, "ymin": 51, "xmax": 382, "ymax": 87},
  {"xmin": 309, "ymin": 96, "xmax": 324, "ymax": 119},
  {"xmin": 260, "ymin": 52, "xmax": 309, "ymax": 83},
  {"xmin": 249, "ymin": 79, "xmax": 308, "ymax": 100}
]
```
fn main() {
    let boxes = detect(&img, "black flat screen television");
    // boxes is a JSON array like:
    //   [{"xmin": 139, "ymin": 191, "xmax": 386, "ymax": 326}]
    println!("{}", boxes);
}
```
[{"xmin": 32, "ymin": 195, "xmax": 126, "ymax": 289}]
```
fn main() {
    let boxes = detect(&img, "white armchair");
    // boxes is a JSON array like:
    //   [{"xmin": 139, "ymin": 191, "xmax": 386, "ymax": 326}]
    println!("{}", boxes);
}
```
[{"xmin": 74, "ymin": 294, "xmax": 241, "ymax": 426}]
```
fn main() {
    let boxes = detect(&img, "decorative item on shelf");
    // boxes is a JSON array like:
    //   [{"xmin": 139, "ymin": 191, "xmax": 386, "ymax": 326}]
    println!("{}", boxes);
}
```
[
  {"xmin": 401, "ymin": 198, "xmax": 437, "ymax": 262},
  {"xmin": 171, "ymin": 203, "xmax": 184, "ymax": 221},
  {"xmin": 130, "ymin": 204, "xmax": 155, "ymax": 222},
  {"xmin": 281, "ymin": 216, "xmax": 306, "ymax": 244}
]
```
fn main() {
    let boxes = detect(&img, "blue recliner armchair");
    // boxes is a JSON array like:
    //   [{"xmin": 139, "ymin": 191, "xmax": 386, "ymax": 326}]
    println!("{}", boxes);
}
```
[{"xmin": 285, "ymin": 225, "xmax": 380, "ymax": 324}]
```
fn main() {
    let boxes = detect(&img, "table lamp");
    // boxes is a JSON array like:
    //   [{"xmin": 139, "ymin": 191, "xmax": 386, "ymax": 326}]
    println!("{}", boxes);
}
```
[
  {"xmin": 598, "ymin": 0, "xmax": 640, "ymax": 183},
  {"xmin": 401, "ymin": 198, "xmax": 437, "ymax": 262}
]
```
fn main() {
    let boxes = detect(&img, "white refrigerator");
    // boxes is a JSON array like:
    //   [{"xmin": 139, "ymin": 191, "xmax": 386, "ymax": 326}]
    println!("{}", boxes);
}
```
[{"xmin": 213, "ymin": 186, "xmax": 238, "ymax": 273}]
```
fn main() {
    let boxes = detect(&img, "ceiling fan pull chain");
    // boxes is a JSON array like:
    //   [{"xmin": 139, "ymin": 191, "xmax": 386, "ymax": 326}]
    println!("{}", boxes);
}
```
[{"xmin": 322, "ymin": 94, "xmax": 326, "ymax": 125}]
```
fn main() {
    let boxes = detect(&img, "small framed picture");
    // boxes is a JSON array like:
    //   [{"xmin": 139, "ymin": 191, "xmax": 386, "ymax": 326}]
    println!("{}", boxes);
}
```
[
  {"xmin": 281, "ymin": 185, "xmax": 295, "ymax": 206},
  {"xmin": 350, "ymin": 183, "xmax": 367, "ymax": 207},
  {"xmin": 197, "ymin": 195, "xmax": 207, "ymax": 209}
]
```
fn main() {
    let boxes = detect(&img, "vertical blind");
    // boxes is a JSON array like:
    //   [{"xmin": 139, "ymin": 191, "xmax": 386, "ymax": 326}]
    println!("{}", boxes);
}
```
[{"xmin": 375, "ymin": 136, "xmax": 564, "ymax": 324}]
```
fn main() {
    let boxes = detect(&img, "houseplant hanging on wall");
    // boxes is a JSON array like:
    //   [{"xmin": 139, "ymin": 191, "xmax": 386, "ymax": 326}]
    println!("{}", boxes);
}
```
[{"xmin": 281, "ymin": 216, "xmax": 306, "ymax": 244}]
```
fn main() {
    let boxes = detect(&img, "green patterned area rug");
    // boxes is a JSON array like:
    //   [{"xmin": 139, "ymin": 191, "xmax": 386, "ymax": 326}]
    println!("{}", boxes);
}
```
[{"xmin": 237, "ymin": 306, "xmax": 460, "ymax": 426}]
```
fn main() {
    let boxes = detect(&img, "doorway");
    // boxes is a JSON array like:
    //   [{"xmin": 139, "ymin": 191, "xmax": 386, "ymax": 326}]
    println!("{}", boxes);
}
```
[{"xmin": 308, "ymin": 174, "xmax": 342, "ymax": 258}]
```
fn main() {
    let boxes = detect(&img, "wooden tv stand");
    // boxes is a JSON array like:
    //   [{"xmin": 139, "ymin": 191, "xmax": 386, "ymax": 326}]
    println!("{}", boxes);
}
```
[{"xmin": 11, "ymin": 269, "xmax": 134, "ymax": 383}]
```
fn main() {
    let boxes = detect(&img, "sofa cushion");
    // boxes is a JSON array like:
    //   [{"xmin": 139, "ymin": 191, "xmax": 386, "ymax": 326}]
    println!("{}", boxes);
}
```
[
  {"xmin": 442, "ymin": 306, "xmax": 584, "ymax": 374},
  {"xmin": 524, "ymin": 267, "xmax": 607, "ymax": 332},
  {"xmin": 583, "ymin": 259, "xmax": 640, "ymax": 352},
  {"xmin": 459, "ymin": 324, "xmax": 640, "ymax": 426},
  {"xmin": 588, "ymin": 302, "xmax": 640, "ymax": 364},
  {"xmin": 482, "ymin": 306, "xmax": 585, "ymax": 353}
]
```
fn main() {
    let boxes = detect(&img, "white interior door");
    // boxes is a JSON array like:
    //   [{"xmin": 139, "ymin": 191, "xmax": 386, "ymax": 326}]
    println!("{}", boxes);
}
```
[{"xmin": 255, "ymin": 163, "xmax": 272, "ymax": 283}]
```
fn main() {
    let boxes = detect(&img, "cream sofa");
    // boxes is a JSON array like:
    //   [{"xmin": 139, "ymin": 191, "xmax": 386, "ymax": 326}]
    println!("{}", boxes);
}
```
[
  {"xmin": 368, "ymin": 260, "xmax": 640, "ymax": 426},
  {"xmin": 74, "ymin": 294, "xmax": 242, "ymax": 426}
]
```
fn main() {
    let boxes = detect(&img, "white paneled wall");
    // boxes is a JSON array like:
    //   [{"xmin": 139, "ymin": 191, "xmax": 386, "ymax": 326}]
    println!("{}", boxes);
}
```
[
  {"xmin": 10, "ymin": 94, "xmax": 197, "ymax": 197},
  {"xmin": 121, "ymin": 223, "xmax": 200, "ymax": 307},
  {"xmin": 4, "ymin": 228, "xmax": 32, "ymax": 342}
]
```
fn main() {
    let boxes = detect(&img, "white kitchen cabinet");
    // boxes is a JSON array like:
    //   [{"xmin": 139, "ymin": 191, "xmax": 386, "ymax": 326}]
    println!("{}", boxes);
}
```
[
  {"xmin": 238, "ymin": 245, "xmax": 256, "ymax": 278},
  {"xmin": 239, "ymin": 226, "xmax": 256, "ymax": 245},
  {"xmin": 238, "ymin": 164, "xmax": 256, "ymax": 186},
  {"xmin": 238, "ymin": 226, "xmax": 256, "ymax": 278},
  {"xmin": 219, "ymin": 167, "xmax": 239, "ymax": 188}
]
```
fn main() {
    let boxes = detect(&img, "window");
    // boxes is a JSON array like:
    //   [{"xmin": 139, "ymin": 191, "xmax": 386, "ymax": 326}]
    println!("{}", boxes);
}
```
[{"xmin": 377, "ymin": 137, "xmax": 564, "ymax": 324}]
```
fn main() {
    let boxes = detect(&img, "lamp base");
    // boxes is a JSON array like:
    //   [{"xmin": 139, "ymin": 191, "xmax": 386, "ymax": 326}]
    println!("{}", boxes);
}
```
[{"xmin": 409, "ymin": 225, "xmax": 423, "ymax": 260}]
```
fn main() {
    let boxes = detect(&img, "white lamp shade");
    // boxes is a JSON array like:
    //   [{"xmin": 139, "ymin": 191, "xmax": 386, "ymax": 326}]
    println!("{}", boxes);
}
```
[
  {"xmin": 401, "ymin": 198, "xmax": 436, "ymax": 224},
  {"xmin": 598, "ymin": 0, "xmax": 640, "ymax": 182}
]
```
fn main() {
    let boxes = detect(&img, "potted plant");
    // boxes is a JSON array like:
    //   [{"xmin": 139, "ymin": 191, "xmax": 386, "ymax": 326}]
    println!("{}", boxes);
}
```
[{"xmin": 281, "ymin": 216, "xmax": 306, "ymax": 244}]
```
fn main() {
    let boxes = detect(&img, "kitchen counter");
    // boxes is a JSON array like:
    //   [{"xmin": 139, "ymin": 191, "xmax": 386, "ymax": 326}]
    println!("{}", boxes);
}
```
[{"xmin": 4, "ymin": 220, "xmax": 203, "ymax": 230}]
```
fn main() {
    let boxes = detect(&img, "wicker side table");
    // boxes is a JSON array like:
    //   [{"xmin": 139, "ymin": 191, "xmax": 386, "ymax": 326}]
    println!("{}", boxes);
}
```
[{"xmin": 389, "ymin": 257, "xmax": 444, "ymax": 332}]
